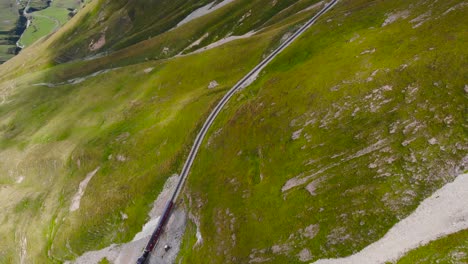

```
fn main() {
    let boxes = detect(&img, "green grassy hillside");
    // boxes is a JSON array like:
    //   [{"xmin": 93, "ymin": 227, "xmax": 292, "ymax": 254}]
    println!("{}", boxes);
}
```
[
  {"xmin": 179, "ymin": 0, "xmax": 468, "ymax": 263},
  {"xmin": 0, "ymin": 0, "xmax": 466, "ymax": 263},
  {"xmin": 0, "ymin": 0, "xmax": 326, "ymax": 262},
  {"xmin": 397, "ymin": 229, "xmax": 468, "ymax": 264}
]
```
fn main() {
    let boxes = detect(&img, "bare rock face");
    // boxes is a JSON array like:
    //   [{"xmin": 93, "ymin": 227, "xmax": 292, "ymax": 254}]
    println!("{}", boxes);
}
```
[
  {"xmin": 302, "ymin": 224, "xmax": 320, "ymax": 239},
  {"xmin": 89, "ymin": 34, "xmax": 106, "ymax": 51},
  {"xmin": 298, "ymin": 248, "xmax": 313, "ymax": 262},
  {"xmin": 208, "ymin": 80, "xmax": 219, "ymax": 89}
]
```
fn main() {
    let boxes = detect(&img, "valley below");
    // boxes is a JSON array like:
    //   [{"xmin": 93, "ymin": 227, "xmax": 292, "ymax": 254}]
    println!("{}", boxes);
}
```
[{"xmin": 0, "ymin": 0, "xmax": 82, "ymax": 64}]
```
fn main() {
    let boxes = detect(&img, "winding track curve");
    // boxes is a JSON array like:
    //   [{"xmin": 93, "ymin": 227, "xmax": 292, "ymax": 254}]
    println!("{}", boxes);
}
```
[{"xmin": 138, "ymin": 0, "xmax": 340, "ymax": 263}]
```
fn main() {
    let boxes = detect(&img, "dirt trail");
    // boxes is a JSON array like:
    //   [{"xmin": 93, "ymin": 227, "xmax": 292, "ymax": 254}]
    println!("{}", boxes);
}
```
[
  {"xmin": 313, "ymin": 173, "xmax": 468, "ymax": 264},
  {"xmin": 176, "ymin": 0, "xmax": 236, "ymax": 27},
  {"xmin": 69, "ymin": 174, "xmax": 187, "ymax": 264},
  {"xmin": 69, "ymin": 167, "xmax": 100, "ymax": 212},
  {"xmin": 190, "ymin": 31, "xmax": 256, "ymax": 54}
]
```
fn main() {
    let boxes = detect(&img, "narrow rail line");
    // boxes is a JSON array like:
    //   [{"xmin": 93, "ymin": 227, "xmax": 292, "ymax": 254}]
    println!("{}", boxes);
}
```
[{"xmin": 137, "ymin": 1, "xmax": 340, "ymax": 263}]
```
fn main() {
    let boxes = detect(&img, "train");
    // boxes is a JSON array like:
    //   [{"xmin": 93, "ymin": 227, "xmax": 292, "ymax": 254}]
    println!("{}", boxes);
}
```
[{"xmin": 137, "ymin": 201, "xmax": 174, "ymax": 264}]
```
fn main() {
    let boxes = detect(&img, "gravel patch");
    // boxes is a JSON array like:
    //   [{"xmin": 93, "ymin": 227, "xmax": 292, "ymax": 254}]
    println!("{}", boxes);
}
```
[
  {"xmin": 381, "ymin": 10, "xmax": 410, "ymax": 27},
  {"xmin": 312, "ymin": 173, "xmax": 468, "ymax": 264},
  {"xmin": 148, "ymin": 209, "xmax": 187, "ymax": 264},
  {"xmin": 184, "ymin": 33, "xmax": 209, "ymax": 51},
  {"xmin": 292, "ymin": 128, "xmax": 303, "ymax": 140},
  {"xmin": 208, "ymin": 80, "xmax": 219, "ymax": 89},
  {"xmin": 89, "ymin": 34, "xmax": 106, "ymax": 51},
  {"xmin": 442, "ymin": 2, "xmax": 468, "ymax": 16},
  {"xmin": 69, "ymin": 167, "xmax": 100, "ymax": 212},
  {"xmin": 410, "ymin": 11, "xmax": 431, "ymax": 28},
  {"xmin": 305, "ymin": 179, "xmax": 321, "ymax": 196},
  {"xmin": 16, "ymin": 176, "xmax": 24, "ymax": 184},
  {"xmin": 302, "ymin": 224, "xmax": 319, "ymax": 239},
  {"xmin": 297, "ymin": 248, "xmax": 313, "ymax": 262},
  {"xmin": 70, "ymin": 174, "xmax": 187, "ymax": 264},
  {"xmin": 299, "ymin": 1, "xmax": 325, "ymax": 14},
  {"xmin": 177, "ymin": 0, "xmax": 235, "ymax": 27},
  {"xmin": 189, "ymin": 31, "xmax": 256, "ymax": 55},
  {"xmin": 33, "ymin": 68, "xmax": 116, "ymax": 87}
]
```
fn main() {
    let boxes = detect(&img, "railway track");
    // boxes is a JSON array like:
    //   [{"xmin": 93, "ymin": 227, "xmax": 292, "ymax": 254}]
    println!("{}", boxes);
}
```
[{"xmin": 137, "ymin": 1, "xmax": 340, "ymax": 263}]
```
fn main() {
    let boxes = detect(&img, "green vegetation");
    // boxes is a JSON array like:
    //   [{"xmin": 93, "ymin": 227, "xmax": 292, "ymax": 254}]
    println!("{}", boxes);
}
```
[
  {"xmin": 0, "ymin": 0, "xmax": 18, "ymax": 32},
  {"xmin": 0, "ymin": 0, "xmax": 17, "ymax": 29},
  {"xmin": 98, "ymin": 258, "xmax": 111, "ymax": 264},
  {"xmin": 397, "ymin": 229, "xmax": 468, "ymax": 263},
  {"xmin": 22, "ymin": 0, "xmax": 49, "ymax": 10},
  {"xmin": 0, "ymin": 0, "xmax": 19, "ymax": 64},
  {"xmin": 0, "ymin": 45, "xmax": 15, "ymax": 62},
  {"xmin": 37, "ymin": 7, "xmax": 71, "ymax": 25},
  {"xmin": 18, "ymin": 0, "xmax": 82, "ymax": 48},
  {"xmin": 178, "ymin": 0, "xmax": 468, "ymax": 263},
  {"xmin": 0, "ymin": 0, "xmax": 325, "ymax": 262},
  {"xmin": 18, "ymin": 15, "xmax": 57, "ymax": 47},
  {"xmin": 0, "ymin": 39, "xmax": 270, "ymax": 261},
  {"xmin": 0, "ymin": 0, "xmax": 83, "ymax": 63},
  {"xmin": 0, "ymin": 0, "xmax": 466, "ymax": 263},
  {"xmin": 14, "ymin": 195, "xmax": 44, "ymax": 214}
]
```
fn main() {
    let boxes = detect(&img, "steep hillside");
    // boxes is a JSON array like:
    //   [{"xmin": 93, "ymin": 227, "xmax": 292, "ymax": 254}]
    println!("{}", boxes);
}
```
[
  {"xmin": 180, "ymin": 0, "xmax": 468, "ymax": 263},
  {"xmin": 0, "ymin": 0, "xmax": 327, "ymax": 262},
  {"xmin": 0, "ymin": 0, "xmax": 466, "ymax": 263}
]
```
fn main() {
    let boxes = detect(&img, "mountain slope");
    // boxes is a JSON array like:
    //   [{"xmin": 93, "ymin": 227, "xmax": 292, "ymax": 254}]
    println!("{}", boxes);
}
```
[
  {"xmin": 179, "ymin": 0, "xmax": 468, "ymax": 263},
  {"xmin": 0, "ymin": 0, "xmax": 327, "ymax": 263},
  {"xmin": 0, "ymin": 0, "xmax": 466, "ymax": 263}
]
